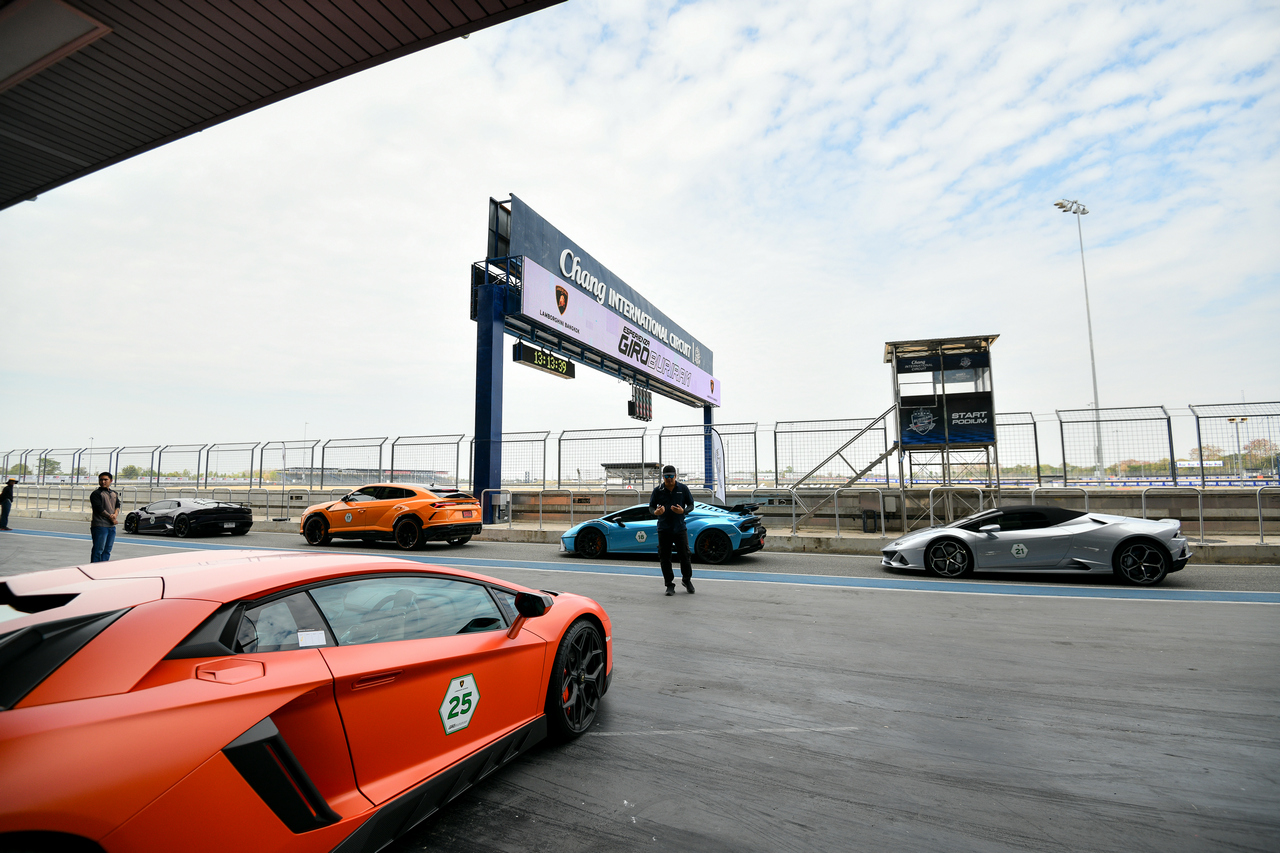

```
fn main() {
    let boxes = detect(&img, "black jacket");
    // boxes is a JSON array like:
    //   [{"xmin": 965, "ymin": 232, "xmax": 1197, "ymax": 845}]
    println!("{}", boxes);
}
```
[
  {"xmin": 649, "ymin": 481, "xmax": 694, "ymax": 531},
  {"xmin": 1, "ymin": 483, "xmax": 13, "ymax": 502}
]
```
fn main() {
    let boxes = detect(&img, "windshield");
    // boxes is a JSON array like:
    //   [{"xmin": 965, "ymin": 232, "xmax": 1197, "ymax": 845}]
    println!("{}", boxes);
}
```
[{"xmin": 943, "ymin": 508, "xmax": 999, "ymax": 528}]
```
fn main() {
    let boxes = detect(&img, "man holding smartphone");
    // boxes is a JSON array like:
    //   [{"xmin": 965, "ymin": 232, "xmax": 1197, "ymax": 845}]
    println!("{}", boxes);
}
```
[{"xmin": 649, "ymin": 464, "xmax": 695, "ymax": 596}]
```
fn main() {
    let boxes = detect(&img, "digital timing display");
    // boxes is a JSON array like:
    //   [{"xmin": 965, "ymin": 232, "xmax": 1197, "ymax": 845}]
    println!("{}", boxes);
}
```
[{"xmin": 512, "ymin": 342, "xmax": 575, "ymax": 379}]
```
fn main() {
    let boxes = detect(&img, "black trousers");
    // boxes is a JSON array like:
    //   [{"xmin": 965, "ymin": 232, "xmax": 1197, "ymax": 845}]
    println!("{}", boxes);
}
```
[{"xmin": 658, "ymin": 528, "xmax": 692, "ymax": 586}]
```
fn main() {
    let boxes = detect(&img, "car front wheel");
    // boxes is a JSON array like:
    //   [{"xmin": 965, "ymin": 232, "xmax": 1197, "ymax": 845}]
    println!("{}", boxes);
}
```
[
  {"xmin": 1113, "ymin": 539, "xmax": 1170, "ymax": 585},
  {"xmin": 173, "ymin": 514, "xmax": 192, "ymax": 538},
  {"xmin": 546, "ymin": 618, "xmax": 606, "ymax": 741},
  {"xmin": 575, "ymin": 527, "xmax": 607, "ymax": 558},
  {"xmin": 123, "ymin": 514, "xmax": 138, "ymax": 533},
  {"xmin": 695, "ymin": 529, "xmax": 732, "ymax": 564},
  {"xmin": 925, "ymin": 538, "xmax": 972, "ymax": 578}
]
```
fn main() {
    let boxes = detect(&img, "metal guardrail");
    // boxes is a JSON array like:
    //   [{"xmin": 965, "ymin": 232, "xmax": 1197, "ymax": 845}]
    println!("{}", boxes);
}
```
[
  {"xmin": 750, "ymin": 488, "xmax": 799, "ymax": 534},
  {"xmin": 927, "ymin": 487, "xmax": 985, "ymax": 527},
  {"xmin": 603, "ymin": 488, "xmax": 640, "ymax": 517},
  {"xmin": 832, "ymin": 487, "xmax": 887, "ymax": 539},
  {"xmin": 480, "ymin": 489, "xmax": 512, "ymax": 529},
  {"xmin": 1030, "ymin": 486, "xmax": 1089, "ymax": 511},
  {"xmin": 1141, "ymin": 487, "xmax": 1206, "ymax": 545},
  {"xmin": 1259, "ymin": 487, "xmax": 1280, "ymax": 545},
  {"xmin": 537, "ymin": 489, "xmax": 574, "ymax": 530}
]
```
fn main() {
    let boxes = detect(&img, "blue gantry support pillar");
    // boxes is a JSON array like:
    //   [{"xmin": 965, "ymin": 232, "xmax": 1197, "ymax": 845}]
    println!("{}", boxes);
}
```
[
  {"xmin": 474, "ymin": 271, "xmax": 505, "ymax": 524},
  {"xmin": 703, "ymin": 404, "xmax": 714, "ymax": 490}
]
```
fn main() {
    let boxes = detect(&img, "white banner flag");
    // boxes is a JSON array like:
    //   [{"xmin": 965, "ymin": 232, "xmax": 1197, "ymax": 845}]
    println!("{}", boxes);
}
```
[{"xmin": 710, "ymin": 427, "xmax": 727, "ymax": 505}]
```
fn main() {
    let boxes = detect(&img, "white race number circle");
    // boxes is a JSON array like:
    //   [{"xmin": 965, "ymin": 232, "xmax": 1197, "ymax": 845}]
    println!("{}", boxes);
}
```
[
  {"xmin": 439, "ymin": 674, "xmax": 480, "ymax": 735},
  {"xmin": 1011, "ymin": 543, "xmax": 1028, "ymax": 559},
  {"xmin": 344, "ymin": 512, "xmax": 353, "ymax": 523},
  {"xmin": 636, "ymin": 531, "xmax": 647, "ymax": 543}
]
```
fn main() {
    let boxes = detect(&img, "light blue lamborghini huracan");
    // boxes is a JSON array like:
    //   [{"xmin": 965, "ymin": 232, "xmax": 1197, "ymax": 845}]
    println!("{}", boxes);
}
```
[{"xmin": 561, "ymin": 503, "xmax": 767, "ymax": 564}]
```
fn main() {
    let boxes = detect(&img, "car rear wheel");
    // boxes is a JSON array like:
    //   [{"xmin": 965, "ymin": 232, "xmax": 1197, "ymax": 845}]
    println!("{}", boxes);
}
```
[
  {"xmin": 123, "ymin": 514, "xmax": 138, "ymax": 533},
  {"xmin": 576, "ymin": 527, "xmax": 607, "ymax": 558},
  {"xmin": 546, "ymin": 618, "xmax": 605, "ymax": 741},
  {"xmin": 695, "ymin": 529, "xmax": 732, "ymax": 564},
  {"xmin": 303, "ymin": 514, "xmax": 331, "ymax": 546},
  {"xmin": 394, "ymin": 517, "xmax": 424, "ymax": 550},
  {"xmin": 446, "ymin": 535, "xmax": 471, "ymax": 546},
  {"xmin": 173, "ymin": 514, "xmax": 192, "ymax": 538},
  {"xmin": 1113, "ymin": 538, "xmax": 1169, "ymax": 585},
  {"xmin": 925, "ymin": 538, "xmax": 972, "ymax": 578}
]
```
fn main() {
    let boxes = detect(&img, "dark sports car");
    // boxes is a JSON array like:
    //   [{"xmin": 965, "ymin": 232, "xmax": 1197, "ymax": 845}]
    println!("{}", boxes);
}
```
[{"xmin": 123, "ymin": 498, "xmax": 252, "ymax": 537}]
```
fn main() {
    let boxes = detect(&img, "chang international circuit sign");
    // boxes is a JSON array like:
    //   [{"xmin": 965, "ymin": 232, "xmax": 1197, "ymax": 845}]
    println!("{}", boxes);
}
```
[{"xmin": 503, "ymin": 195, "xmax": 718, "ymax": 405}]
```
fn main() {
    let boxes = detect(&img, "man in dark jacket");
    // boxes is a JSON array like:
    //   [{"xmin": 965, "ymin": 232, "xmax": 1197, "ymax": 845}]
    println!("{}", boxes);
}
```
[
  {"xmin": 0, "ymin": 478, "xmax": 15, "ymax": 531},
  {"xmin": 89, "ymin": 472, "xmax": 121, "ymax": 562},
  {"xmin": 649, "ymin": 464, "xmax": 695, "ymax": 596}
]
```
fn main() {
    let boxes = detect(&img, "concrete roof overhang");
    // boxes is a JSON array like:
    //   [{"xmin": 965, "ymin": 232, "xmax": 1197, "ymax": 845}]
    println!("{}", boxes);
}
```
[{"xmin": 0, "ymin": 0, "xmax": 564, "ymax": 212}]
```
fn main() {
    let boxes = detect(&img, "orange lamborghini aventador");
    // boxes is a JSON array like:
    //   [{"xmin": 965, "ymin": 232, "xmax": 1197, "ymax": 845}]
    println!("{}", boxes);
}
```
[
  {"xmin": 300, "ymin": 485, "xmax": 482, "ymax": 550},
  {"xmin": 0, "ymin": 550, "xmax": 612, "ymax": 853}
]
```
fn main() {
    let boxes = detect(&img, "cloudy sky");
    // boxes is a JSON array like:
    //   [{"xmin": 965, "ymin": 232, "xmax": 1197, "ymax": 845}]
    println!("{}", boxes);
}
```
[{"xmin": 2, "ymin": 0, "xmax": 1277, "ymax": 462}]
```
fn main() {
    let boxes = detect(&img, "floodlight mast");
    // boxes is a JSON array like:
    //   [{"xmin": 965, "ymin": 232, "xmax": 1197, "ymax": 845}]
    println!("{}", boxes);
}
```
[{"xmin": 1055, "ymin": 198, "xmax": 1103, "ymax": 481}]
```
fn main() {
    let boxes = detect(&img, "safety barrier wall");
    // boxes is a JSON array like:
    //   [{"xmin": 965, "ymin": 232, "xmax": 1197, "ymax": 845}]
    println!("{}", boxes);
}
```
[{"xmin": 9, "ymin": 484, "xmax": 1279, "ymax": 540}]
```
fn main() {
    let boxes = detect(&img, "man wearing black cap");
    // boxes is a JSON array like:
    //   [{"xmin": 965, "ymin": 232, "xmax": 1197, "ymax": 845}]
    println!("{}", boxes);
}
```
[
  {"xmin": 649, "ymin": 464, "xmax": 695, "ymax": 595},
  {"xmin": 0, "ymin": 478, "xmax": 16, "ymax": 531}
]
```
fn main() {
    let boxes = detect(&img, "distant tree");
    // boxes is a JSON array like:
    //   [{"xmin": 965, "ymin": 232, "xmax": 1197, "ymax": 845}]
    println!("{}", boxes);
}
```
[
  {"xmin": 1191, "ymin": 444, "xmax": 1224, "ymax": 461},
  {"xmin": 7, "ymin": 463, "xmax": 30, "ymax": 475},
  {"xmin": 119, "ymin": 464, "xmax": 141, "ymax": 480},
  {"xmin": 38, "ymin": 458, "xmax": 62, "ymax": 475},
  {"xmin": 72, "ymin": 466, "xmax": 87, "ymax": 477}
]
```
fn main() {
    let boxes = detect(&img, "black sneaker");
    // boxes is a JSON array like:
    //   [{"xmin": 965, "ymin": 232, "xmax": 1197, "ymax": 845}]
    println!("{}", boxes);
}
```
[
  {"xmin": 682, "ymin": 579, "xmax": 695, "ymax": 594},
  {"xmin": 665, "ymin": 585, "xmax": 675, "ymax": 596}
]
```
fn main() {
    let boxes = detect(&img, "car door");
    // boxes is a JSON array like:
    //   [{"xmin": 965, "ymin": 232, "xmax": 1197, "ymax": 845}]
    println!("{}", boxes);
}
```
[
  {"xmin": 325, "ymin": 486, "xmax": 379, "ymax": 532},
  {"xmin": 138, "ymin": 500, "xmax": 174, "ymax": 532},
  {"xmin": 362, "ymin": 486, "xmax": 412, "ymax": 532},
  {"xmin": 609, "ymin": 505, "xmax": 659, "ymax": 552},
  {"xmin": 311, "ymin": 575, "xmax": 547, "ymax": 806},
  {"xmin": 974, "ymin": 510, "xmax": 1072, "ymax": 568}
]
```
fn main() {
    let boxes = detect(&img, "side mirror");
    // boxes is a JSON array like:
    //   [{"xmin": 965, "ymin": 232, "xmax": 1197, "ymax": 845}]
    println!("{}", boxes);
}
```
[
  {"xmin": 615, "ymin": 520, "xmax": 626, "ymax": 528},
  {"xmin": 979, "ymin": 524, "xmax": 1001, "ymax": 533},
  {"xmin": 509, "ymin": 592, "xmax": 554, "ymax": 638}
]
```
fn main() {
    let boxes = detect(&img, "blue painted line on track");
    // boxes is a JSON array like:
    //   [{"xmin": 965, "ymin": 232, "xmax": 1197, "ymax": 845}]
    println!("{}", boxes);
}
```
[{"xmin": 7, "ymin": 528, "xmax": 1279, "ymax": 604}]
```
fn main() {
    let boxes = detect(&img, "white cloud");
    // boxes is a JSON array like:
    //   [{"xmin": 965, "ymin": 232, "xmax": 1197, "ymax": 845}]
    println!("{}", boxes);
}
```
[{"xmin": 1, "ymin": 0, "xmax": 1276, "ymax": 465}]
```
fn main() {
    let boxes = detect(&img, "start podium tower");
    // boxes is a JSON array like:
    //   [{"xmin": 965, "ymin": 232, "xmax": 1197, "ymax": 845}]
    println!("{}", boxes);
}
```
[{"xmin": 886, "ymin": 336, "xmax": 1000, "ymax": 487}]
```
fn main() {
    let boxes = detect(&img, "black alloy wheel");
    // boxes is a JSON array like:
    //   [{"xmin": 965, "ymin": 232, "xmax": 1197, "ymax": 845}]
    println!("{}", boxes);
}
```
[
  {"xmin": 173, "ymin": 514, "xmax": 192, "ymax": 538},
  {"xmin": 1113, "ymin": 539, "xmax": 1170, "ymax": 586},
  {"xmin": 925, "ymin": 538, "xmax": 972, "ymax": 578},
  {"xmin": 123, "ymin": 514, "xmax": 138, "ymax": 533},
  {"xmin": 695, "ymin": 529, "xmax": 732, "ymax": 564},
  {"xmin": 394, "ymin": 518, "xmax": 424, "ymax": 551},
  {"xmin": 446, "ymin": 535, "xmax": 471, "ymax": 546},
  {"xmin": 546, "ymin": 619, "xmax": 605, "ymax": 741},
  {"xmin": 576, "ymin": 527, "xmax": 607, "ymax": 558},
  {"xmin": 303, "ymin": 515, "xmax": 331, "ymax": 546}
]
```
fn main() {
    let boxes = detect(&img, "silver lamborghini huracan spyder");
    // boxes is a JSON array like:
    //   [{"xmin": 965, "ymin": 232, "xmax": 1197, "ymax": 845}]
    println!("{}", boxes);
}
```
[{"xmin": 880, "ymin": 505, "xmax": 1191, "ymax": 586}]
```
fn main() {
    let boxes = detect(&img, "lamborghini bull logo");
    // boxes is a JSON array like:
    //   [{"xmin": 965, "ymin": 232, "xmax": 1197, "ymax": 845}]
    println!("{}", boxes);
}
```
[
  {"xmin": 555, "ymin": 285, "xmax": 568, "ymax": 315},
  {"xmin": 908, "ymin": 407, "xmax": 936, "ymax": 436}
]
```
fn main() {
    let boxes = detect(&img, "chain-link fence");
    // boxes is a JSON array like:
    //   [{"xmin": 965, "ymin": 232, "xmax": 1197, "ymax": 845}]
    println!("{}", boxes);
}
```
[
  {"xmin": 319, "ymin": 437, "xmax": 386, "ymax": 487},
  {"xmin": 205, "ymin": 442, "xmax": 258, "ymax": 486},
  {"xmin": 468, "ymin": 431, "xmax": 549, "ymax": 488},
  {"xmin": 389, "ymin": 435, "xmax": 465, "ymax": 488},
  {"xmin": 79, "ymin": 447, "xmax": 117, "ymax": 483},
  {"xmin": 774, "ymin": 418, "xmax": 890, "ymax": 488},
  {"xmin": 37, "ymin": 447, "xmax": 81, "ymax": 484},
  {"xmin": 995, "ymin": 412, "xmax": 1040, "ymax": 486},
  {"xmin": 657, "ymin": 423, "xmax": 758, "ymax": 487},
  {"xmin": 1057, "ymin": 406, "xmax": 1175, "ymax": 486},
  {"xmin": 1189, "ymin": 402, "xmax": 1280, "ymax": 486},
  {"xmin": 258, "ymin": 440, "xmax": 320, "ymax": 487},
  {"xmin": 558, "ymin": 427, "xmax": 647, "ymax": 489},
  {"xmin": 115, "ymin": 445, "xmax": 160, "ymax": 484},
  {"xmin": 157, "ymin": 443, "xmax": 206, "ymax": 484}
]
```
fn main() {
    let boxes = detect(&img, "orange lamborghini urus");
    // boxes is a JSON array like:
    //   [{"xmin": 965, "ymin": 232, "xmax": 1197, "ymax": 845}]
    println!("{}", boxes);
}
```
[
  {"xmin": 0, "ymin": 551, "xmax": 612, "ymax": 853},
  {"xmin": 300, "ymin": 485, "xmax": 483, "ymax": 550}
]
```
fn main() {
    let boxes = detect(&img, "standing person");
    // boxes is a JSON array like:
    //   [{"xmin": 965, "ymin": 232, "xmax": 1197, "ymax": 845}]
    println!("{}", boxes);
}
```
[
  {"xmin": 0, "ymin": 478, "xmax": 15, "ymax": 531},
  {"xmin": 89, "ymin": 471, "xmax": 121, "ymax": 562},
  {"xmin": 649, "ymin": 464, "xmax": 695, "ymax": 596}
]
